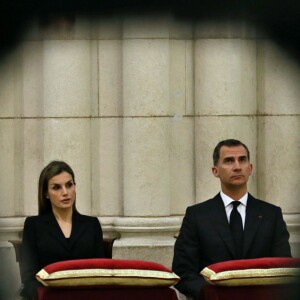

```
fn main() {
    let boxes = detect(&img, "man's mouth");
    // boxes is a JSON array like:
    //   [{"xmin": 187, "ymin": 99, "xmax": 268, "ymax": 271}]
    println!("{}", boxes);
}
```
[{"xmin": 231, "ymin": 175, "xmax": 243, "ymax": 179}]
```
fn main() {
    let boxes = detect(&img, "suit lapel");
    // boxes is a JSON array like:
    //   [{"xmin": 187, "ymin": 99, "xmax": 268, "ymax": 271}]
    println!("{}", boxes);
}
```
[
  {"xmin": 41, "ymin": 212, "xmax": 88, "ymax": 252},
  {"xmin": 69, "ymin": 212, "xmax": 87, "ymax": 248},
  {"xmin": 211, "ymin": 194, "xmax": 236, "ymax": 258},
  {"xmin": 42, "ymin": 212, "xmax": 70, "ymax": 251},
  {"xmin": 243, "ymin": 194, "xmax": 263, "ymax": 257}
]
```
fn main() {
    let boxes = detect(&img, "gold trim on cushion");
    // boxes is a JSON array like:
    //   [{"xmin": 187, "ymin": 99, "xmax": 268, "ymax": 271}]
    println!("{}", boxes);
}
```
[
  {"xmin": 36, "ymin": 268, "xmax": 180, "ymax": 287},
  {"xmin": 201, "ymin": 267, "xmax": 300, "ymax": 286},
  {"xmin": 37, "ymin": 276, "xmax": 178, "ymax": 287}
]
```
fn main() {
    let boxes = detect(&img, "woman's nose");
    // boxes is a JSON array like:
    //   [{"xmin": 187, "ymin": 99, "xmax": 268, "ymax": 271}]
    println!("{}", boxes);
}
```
[{"xmin": 62, "ymin": 186, "xmax": 68, "ymax": 195}]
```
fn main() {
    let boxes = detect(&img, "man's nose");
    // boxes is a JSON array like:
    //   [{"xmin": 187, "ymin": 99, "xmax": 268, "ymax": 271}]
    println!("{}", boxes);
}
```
[{"xmin": 233, "ymin": 160, "xmax": 241, "ymax": 169}]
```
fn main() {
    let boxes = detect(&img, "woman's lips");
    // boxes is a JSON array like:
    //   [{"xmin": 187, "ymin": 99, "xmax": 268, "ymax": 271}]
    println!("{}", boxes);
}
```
[{"xmin": 61, "ymin": 198, "xmax": 71, "ymax": 203}]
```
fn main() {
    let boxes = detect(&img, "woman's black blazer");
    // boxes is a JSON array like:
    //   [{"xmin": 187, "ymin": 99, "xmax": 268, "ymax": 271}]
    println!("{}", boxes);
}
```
[{"xmin": 20, "ymin": 211, "xmax": 105, "ymax": 298}]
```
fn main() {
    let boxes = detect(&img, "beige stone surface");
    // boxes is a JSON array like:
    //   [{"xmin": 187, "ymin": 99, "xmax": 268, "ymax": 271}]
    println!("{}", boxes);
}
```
[
  {"xmin": 98, "ymin": 40, "xmax": 122, "ymax": 116},
  {"xmin": 257, "ymin": 116, "xmax": 300, "ymax": 212},
  {"xmin": 257, "ymin": 40, "xmax": 300, "ymax": 115},
  {"xmin": 169, "ymin": 40, "xmax": 194, "ymax": 116},
  {"xmin": 22, "ymin": 41, "xmax": 44, "ymax": 117},
  {"xmin": 123, "ymin": 118, "xmax": 170, "ymax": 216},
  {"xmin": 284, "ymin": 214, "xmax": 300, "ymax": 257},
  {"xmin": 91, "ymin": 118, "xmax": 123, "ymax": 216},
  {"xmin": 169, "ymin": 40, "xmax": 187, "ymax": 115},
  {"xmin": 195, "ymin": 39, "xmax": 256, "ymax": 115},
  {"xmin": 43, "ymin": 40, "xmax": 92, "ymax": 117},
  {"xmin": 113, "ymin": 244, "xmax": 175, "ymax": 269},
  {"xmin": 0, "ymin": 120, "xmax": 16, "ymax": 216},
  {"xmin": 22, "ymin": 120, "xmax": 44, "ymax": 215},
  {"xmin": 90, "ymin": 40, "xmax": 100, "ymax": 117},
  {"xmin": 170, "ymin": 116, "xmax": 195, "ymax": 213},
  {"xmin": 123, "ymin": 39, "xmax": 169, "ymax": 116},
  {"xmin": 0, "ymin": 52, "xmax": 20, "ymax": 117}
]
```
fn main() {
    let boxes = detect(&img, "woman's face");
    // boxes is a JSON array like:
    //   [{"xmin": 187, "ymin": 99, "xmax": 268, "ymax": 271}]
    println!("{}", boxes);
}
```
[{"xmin": 46, "ymin": 171, "xmax": 76, "ymax": 211}]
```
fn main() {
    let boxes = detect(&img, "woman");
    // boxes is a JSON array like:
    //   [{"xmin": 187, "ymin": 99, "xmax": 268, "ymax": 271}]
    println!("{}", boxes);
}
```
[{"xmin": 20, "ymin": 161, "xmax": 105, "ymax": 299}]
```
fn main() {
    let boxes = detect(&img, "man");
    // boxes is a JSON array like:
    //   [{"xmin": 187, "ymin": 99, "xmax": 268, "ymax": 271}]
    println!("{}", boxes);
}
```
[{"xmin": 172, "ymin": 139, "xmax": 291, "ymax": 299}]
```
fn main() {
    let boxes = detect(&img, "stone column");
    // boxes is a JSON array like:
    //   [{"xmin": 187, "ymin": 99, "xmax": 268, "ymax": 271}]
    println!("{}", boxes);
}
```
[
  {"xmin": 257, "ymin": 40, "xmax": 300, "ymax": 256},
  {"xmin": 0, "ymin": 48, "xmax": 25, "ymax": 217},
  {"xmin": 91, "ymin": 21, "xmax": 123, "ymax": 223},
  {"xmin": 169, "ymin": 34, "xmax": 195, "ymax": 215},
  {"xmin": 112, "ymin": 16, "xmax": 181, "ymax": 266}
]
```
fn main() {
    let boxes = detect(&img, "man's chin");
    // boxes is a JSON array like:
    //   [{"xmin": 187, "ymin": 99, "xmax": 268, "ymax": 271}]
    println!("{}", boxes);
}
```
[{"xmin": 228, "ymin": 181, "xmax": 247, "ymax": 188}]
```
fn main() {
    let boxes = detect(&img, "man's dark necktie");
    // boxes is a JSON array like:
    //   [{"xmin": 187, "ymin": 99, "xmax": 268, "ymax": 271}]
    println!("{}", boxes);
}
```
[{"xmin": 230, "ymin": 201, "xmax": 243, "ymax": 259}]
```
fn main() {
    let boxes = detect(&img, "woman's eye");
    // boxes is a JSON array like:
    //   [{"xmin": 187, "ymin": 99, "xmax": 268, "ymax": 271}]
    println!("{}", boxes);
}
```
[{"xmin": 66, "ymin": 182, "xmax": 73, "ymax": 188}]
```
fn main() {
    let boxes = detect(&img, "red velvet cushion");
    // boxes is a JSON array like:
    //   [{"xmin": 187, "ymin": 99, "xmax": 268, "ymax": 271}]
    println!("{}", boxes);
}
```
[
  {"xmin": 200, "ymin": 257, "xmax": 300, "ymax": 286},
  {"xmin": 36, "ymin": 258, "xmax": 180, "ymax": 288}
]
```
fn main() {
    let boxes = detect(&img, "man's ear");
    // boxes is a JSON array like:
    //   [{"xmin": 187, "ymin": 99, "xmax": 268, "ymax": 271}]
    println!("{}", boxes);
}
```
[
  {"xmin": 212, "ymin": 166, "xmax": 219, "ymax": 178},
  {"xmin": 248, "ymin": 163, "xmax": 253, "ymax": 175}
]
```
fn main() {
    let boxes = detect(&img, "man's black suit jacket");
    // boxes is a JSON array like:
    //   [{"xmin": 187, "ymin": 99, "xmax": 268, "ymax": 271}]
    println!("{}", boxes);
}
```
[
  {"xmin": 20, "ymin": 211, "xmax": 105, "ymax": 299},
  {"xmin": 172, "ymin": 193, "xmax": 291, "ymax": 299}
]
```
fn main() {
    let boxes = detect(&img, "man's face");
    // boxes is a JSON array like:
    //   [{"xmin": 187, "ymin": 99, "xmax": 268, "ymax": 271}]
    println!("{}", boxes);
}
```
[{"xmin": 212, "ymin": 145, "xmax": 253, "ymax": 190}]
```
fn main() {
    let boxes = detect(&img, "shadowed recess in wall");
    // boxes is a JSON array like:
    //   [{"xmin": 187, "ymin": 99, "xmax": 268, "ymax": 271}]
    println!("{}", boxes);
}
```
[{"xmin": 0, "ymin": 0, "xmax": 300, "ymax": 64}]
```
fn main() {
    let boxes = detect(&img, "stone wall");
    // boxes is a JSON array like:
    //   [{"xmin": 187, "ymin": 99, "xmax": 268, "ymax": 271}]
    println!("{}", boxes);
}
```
[{"xmin": 0, "ymin": 14, "xmax": 299, "ymax": 299}]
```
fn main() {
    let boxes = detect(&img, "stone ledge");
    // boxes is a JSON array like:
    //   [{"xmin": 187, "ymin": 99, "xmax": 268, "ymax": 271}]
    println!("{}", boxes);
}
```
[
  {"xmin": 283, "ymin": 214, "xmax": 300, "ymax": 233},
  {"xmin": 0, "ymin": 216, "xmax": 182, "ymax": 241},
  {"xmin": 0, "ymin": 214, "xmax": 298, "ymax": 241}
]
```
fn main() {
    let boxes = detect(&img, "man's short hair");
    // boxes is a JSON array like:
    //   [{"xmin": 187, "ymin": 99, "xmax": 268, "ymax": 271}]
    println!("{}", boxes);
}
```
[{"xmin": 213, "ymin": 139, "xmax": 250, "ymax": 166}]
